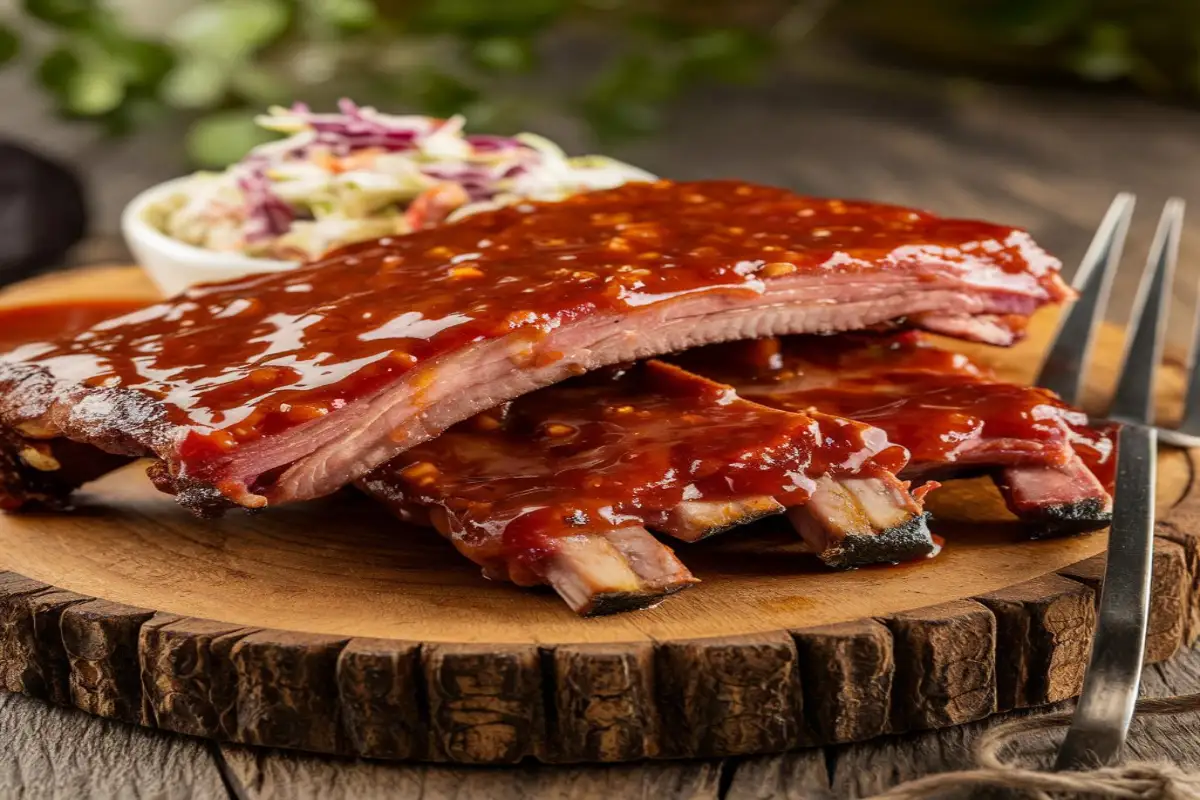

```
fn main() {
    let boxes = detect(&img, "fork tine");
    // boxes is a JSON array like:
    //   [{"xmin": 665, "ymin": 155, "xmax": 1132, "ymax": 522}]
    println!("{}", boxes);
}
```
[
  {"xmin": 1036, "ymin": 193, "xmax": 1136, "ymax": 405},
  {"xmin": 1108, "ymin": 199, "xmax": 1185, "ymax": 425}
]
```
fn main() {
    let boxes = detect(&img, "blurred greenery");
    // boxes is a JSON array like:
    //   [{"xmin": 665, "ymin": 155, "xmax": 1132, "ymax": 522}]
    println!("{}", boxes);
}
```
[
  {"xmin": 2, "ymin": 0, "xmax": 1199, "ymax": 166},
  {"xmin": 0, "ymin": 24, "xmax": 19, "ymax": 66},
  {"xmin": 834, "ymin": 0, "xmax": 1200, "ymax": 97}
]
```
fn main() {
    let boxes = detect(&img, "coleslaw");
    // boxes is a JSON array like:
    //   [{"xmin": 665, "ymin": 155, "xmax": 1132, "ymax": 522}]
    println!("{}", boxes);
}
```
[{"xmin": 144, "ymin": 99, "xmax": 657, "ymax": 261}]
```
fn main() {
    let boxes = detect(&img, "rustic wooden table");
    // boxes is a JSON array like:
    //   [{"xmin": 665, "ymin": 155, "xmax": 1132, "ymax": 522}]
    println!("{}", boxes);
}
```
[
  {"xmin": 6, "ymin": 648, "xmax": 1200, "ymax": 799},
  {"xmin": 4, "ymin": 48, "xmax": 1200, "ymax": 799}
]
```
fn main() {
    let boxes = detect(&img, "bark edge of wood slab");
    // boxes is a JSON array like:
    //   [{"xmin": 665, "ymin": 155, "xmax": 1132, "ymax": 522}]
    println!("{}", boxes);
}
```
[{"xmin": 0, "ymin": 456, "xmax": 1196, "ymax": 764}]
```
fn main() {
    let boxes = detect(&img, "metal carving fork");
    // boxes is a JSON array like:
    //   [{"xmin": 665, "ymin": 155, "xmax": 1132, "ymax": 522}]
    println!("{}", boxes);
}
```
[{"xmin": 1036, "ymin": 193, "xmax": 1188, "ymax": 770}]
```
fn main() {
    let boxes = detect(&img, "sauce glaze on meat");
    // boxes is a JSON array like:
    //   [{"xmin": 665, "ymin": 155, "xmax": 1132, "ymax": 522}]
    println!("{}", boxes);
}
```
[
  {"xmin": 3, "ymin": 181, "xmax": 1062, "ymax": 467},
  {"xmin": 361, "ymin": 360, "xmax": 912, "ymax": 586},
  {"xmin": 0, "ymin": 180, "xmax": 1070, "ymax": 513},
  {"xmin": 689, "ymin": 332, "xmax": 1115, "ymax": 488}
]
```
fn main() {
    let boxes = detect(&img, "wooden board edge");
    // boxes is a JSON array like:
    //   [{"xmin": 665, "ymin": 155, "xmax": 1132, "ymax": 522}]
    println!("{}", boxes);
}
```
[
  {"xmin": 1156, "ymin": 448, "xmax": 1200, "ymax": 646},
  {"xmin": 60, "ymin": 598, "xmax": 156, "ymax": 724},
  {"xmin": 544, "ymin": 641, "xmax": 658, "ymax": 763},
  {"xmin": 1, "ymin": 488, "xmax": 1198, "ymax": 766},
  {"xmin": 881, "ymin": 598, "xmax": 998, "ymax": 734},
  {"xmin": 0, "ymin": 571, "xmax": 91, "ymax": 705},
  {"xmin": 653, "ymin": 630, "xmax": 803, "ymax": 759},
  {"xmin": 229, "ymin": 629, "xmax": 351, "ymax": 754},
  {"xmin": 1056, "ymin": 536, "xmax": 1189, "ymax": 665},
  {"xmin": 421, "ymin": 641, "xmax": 543, "ymax": 764},
  {"xmin": 973, "ymin": 573, "xmax": 1095, "ymax": 711},
  {"xmin": 139, "ymin": 613, "xmax": 259, "ymax": 740},
  {"xmin": 790, "ymin": 618, "xmax": 893, "ymax": 745},
  {"xmin": 336, "ymin": 636, "xmax": 427, "ymax": 760}
]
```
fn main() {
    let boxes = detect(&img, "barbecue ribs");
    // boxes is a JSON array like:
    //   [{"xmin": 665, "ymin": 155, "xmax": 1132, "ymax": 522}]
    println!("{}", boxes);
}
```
[{"xmin": 0, "ymin": 180, "xmax": 1068, "ymax": 515}]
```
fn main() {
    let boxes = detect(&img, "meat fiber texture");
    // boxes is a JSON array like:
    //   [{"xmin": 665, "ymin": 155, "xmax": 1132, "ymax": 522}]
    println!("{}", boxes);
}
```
[{"xmin": 0, "ymin": 180, "xmax": 1069, "ymax": 515}]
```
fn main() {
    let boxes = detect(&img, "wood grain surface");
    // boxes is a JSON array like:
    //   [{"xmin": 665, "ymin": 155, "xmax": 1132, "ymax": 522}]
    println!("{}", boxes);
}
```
[
  {"xmin": 217, "ymin": 744, "xmax": 727, "ymax": 800},
  {"xmin": 0, "ymin": 266, "xmax": 1196, "ymax": 765},
  {"xmin": 0, "ymin": 691, "xmax": 228, "ymax": 800},
  {"xmin": 8, "ymin": 645, "xmax": 1200, "ymax": 799}
]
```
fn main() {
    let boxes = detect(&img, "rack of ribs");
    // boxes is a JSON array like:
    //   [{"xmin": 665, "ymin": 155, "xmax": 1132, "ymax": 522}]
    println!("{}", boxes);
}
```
[
  {"xmin": 0, "ymin": 180, "xmax": 1068, "ymax": 516},
  {"xmin": 359, "ymin": 360, "xmax": 933, "ymax": 615}
]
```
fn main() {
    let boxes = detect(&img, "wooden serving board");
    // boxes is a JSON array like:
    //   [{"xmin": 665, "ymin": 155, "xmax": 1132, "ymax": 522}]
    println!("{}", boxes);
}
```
[{"xmin": 1, "ymin": 266, "xmax": 1198, "ymax": 765}]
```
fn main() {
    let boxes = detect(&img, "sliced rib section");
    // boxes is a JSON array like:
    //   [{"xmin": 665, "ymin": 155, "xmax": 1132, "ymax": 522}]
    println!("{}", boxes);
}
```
[
  {"xmin": 0, "ymin": 180, "xmax": 1067, "ymax": 514},
  {"xmin": 358, "ymin": 360, "xmax": 931, "ymax": 614},
  {"xmin": 678, "ymin": 332, "xmax": 1116, "ymax": 534}
]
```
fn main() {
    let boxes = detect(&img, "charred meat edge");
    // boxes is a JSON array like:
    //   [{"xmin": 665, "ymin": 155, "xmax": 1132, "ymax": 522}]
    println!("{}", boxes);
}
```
[
  {"xmin": 903, "ymin": 442, "xmax": 1113, "ymax": 535},
  {"xmin": 540, "ymin": 528, "xmax": 697, "ymax": 616},
  {"xmin": 646, "ymin": 474, "xmax": 934, "ymax": 566},
  {"xmin": 657, "ymin": 448, "xmax": 1113, "ymax": 558},
  {"xmin": 788, "ymin": 476, "xmax": 934, "ymax": 568},
  {"xmin": 0, "ymin": 427, "xmax": 130, "ymax": 512},
  {"xmin": 994, "ymin": 453, "xmax": 1113, "ymax": 536},
  {"xmin": 0, "ymin": 270, "xmax": 1059, "ymax": 515}
]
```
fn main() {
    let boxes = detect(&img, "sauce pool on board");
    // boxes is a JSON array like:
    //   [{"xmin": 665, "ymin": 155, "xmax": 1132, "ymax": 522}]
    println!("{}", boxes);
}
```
[{"xmin": 0, "ymin": 298, "xmax": 149, "ymax": 351}]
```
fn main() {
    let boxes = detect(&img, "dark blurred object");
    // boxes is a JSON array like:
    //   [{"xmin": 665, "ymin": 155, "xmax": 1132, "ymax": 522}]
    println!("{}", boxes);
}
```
[{"xmin": 0, "ymin": 142, "xmax": 88, "ymax": 287}]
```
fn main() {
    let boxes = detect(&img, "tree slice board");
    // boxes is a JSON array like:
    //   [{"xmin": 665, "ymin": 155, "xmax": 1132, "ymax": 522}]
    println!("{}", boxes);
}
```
[{"xmin": 0, "ymin": 266, "xmax": 1196, "ymax": 764}]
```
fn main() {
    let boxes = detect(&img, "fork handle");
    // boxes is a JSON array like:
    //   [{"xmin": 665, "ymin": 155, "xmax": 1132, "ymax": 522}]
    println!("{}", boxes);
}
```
[{"xmin": 1054, "ymin": 424, "xmax": 1157, "ymax": 770}]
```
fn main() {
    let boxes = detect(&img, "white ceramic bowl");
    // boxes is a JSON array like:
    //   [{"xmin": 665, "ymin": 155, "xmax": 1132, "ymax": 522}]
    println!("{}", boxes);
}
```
[{"xmin": 121, "ymin": 176, "xmax": 298, "ymax": 297}]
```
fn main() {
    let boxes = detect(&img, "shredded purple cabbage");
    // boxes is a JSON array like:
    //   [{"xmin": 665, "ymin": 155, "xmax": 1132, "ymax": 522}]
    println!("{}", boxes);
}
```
[
  {"xmin": 421, "ymin": 165, "xmax": 517, "ymax": 201},
  {"xmin": 280, "ymin": 99, "xmax": 435, "ymax": 156},
  {"xmin": 465, "ymin": 134, "xmax": 526, "ymax": 153},
  {"xmin": 238, "ymin": 169, "xmax": 294, "ymax": 241}
]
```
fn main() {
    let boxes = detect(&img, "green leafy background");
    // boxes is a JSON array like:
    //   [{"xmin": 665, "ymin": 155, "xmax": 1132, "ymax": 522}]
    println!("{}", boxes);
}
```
[{"xmin": 4, "ymin": 0, "xmax": 1199, "ymax": 167}]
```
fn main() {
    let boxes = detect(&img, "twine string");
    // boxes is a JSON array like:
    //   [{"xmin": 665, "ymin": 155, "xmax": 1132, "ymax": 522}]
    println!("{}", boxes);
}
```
[{"xmin": 864, "ymin": 695, "xmax": 1200, "ymax": 799}]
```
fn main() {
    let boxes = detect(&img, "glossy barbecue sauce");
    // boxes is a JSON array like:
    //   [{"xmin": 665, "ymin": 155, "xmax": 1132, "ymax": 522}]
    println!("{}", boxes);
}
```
[
  {"xmin": 1, "ymin": 180, "xmax": 1064, "ymax": 476},
  {"xmin": 362, "ymin": 360, "xmax": 909, "ymax": 577},
  {"xmin": 681, "ymin": 332, "xmax": 1116, "ymax": 489},
  {"xmin": 0, "ymin": 299, "xmax": 148, "ymax": 351}
]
